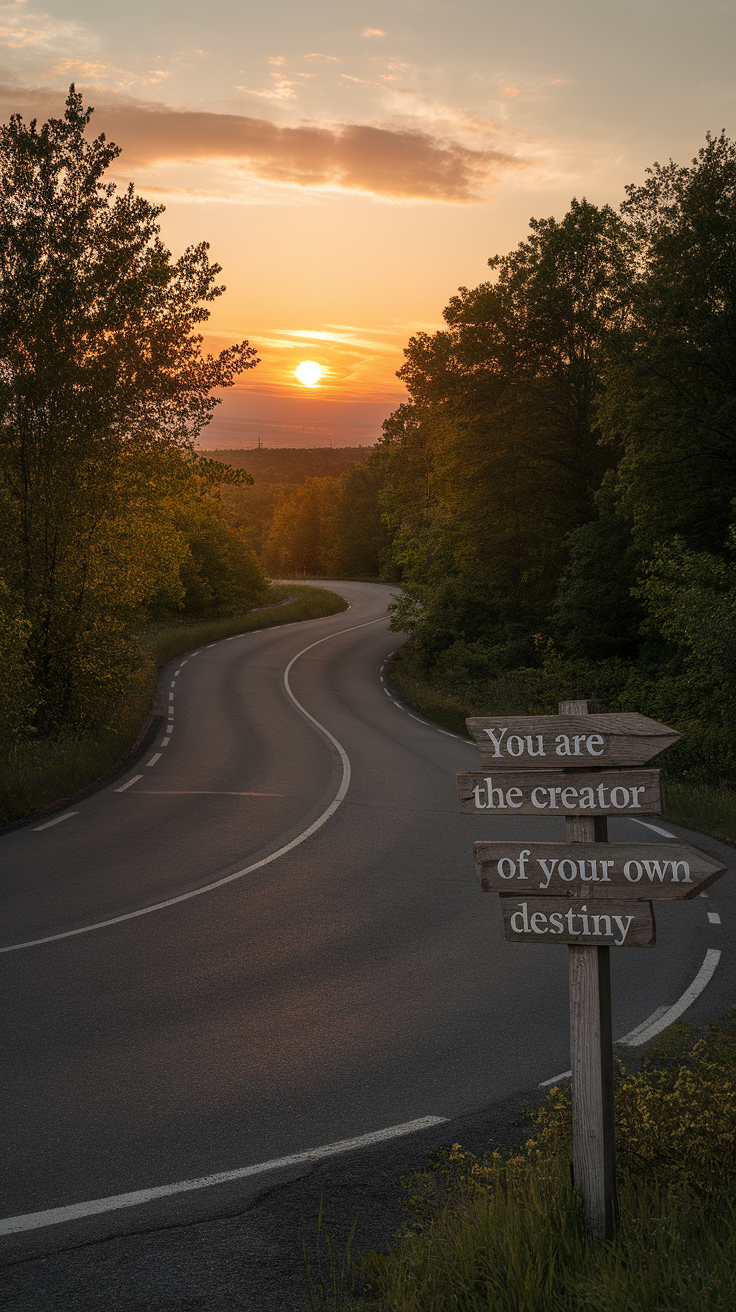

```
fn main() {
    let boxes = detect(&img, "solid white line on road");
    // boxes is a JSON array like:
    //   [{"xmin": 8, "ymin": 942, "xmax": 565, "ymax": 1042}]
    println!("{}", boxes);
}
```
[
  {"xmin": 2, "ymin": 616, "xmax": 386, "ymax": 955},
  {"xmin": 115, "ymin": 776, "xmax": 142, "ymax": 793},
  {"xmin": 631, "ymin": 819, "xmax": 676, "ymax": 838},
  {"xmin": 146, "ymin": 754, "xmax": 162, "ymax": 768},
  {"xmin": 0, "ymin": 1116, "xmax": 447, "ymax": 1236},
  {"xmin": 617, "ymin": 949, "xmax": 722, "ymax": 1046},
  {"xmin": 32, "ymin": 812, "xmax": 78, "ymax": 832},
  {"xmin": 539, "ymin": 1070, "xmax": 571, "ymax": 1087},
  {"xmin": 708, "ymin": 911, "xmax": 721, "ymax": 925}
]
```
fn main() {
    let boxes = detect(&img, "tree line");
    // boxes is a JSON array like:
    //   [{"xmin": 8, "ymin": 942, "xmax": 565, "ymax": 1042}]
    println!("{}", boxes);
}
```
[
  {"xmin": 0, "ymin": 89, "xmax": 267, "ymax": 742},
  {"xmin": 263, "ymin": 133, "xmax": 736, "ymax": 781}
]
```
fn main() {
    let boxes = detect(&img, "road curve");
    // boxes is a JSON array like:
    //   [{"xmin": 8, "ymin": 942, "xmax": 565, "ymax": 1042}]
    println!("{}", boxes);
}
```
[{"xmin": 0, "ymin": 580, "xmax": 732, "ymax": 1253}]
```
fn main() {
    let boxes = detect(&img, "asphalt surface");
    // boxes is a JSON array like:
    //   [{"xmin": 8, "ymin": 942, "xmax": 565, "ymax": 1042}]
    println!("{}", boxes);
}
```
[{"xmin": 1, "ymin": 580, "xmax": 734, "ymax": 1309}]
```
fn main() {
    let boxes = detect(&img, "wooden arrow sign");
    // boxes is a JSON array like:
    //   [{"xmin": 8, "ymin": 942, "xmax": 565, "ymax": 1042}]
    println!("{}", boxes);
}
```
[
  {"xmin": 501, "ymin": 897, "xmax": 655, "ymax": 946},
  {"xmin": 457, "ymin": 770, "xmax": 661, "ymax": 815},
  {"xmin": 473, "ymin": 841, "xmax": 726, "ymax": 899},
  {"xmin": 466, "ymin": 713, "xmax": 681, "ymax": 770}
]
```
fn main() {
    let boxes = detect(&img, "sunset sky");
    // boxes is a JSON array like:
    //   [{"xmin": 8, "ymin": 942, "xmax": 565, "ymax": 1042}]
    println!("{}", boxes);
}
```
[{"xmin": 3, "ymin": 0, "xmax": 734, "ymax": 444}]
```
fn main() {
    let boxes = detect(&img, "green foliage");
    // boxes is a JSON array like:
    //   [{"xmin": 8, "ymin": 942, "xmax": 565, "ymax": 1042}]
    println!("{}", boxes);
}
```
[
  {"xmin": 601, "ymin": 132, "xmax": 736, "ymax": 556},
  {"xmin": 315, "ymin": 1014, "xmax": 736, "ymax": 1311},
  {"xmin": 0, "ymin": 578, "xmax": 39, "ymax": 742},
  {"xmin": 0, "ymin": 87, "xmax": 259, "ymax": 735}
]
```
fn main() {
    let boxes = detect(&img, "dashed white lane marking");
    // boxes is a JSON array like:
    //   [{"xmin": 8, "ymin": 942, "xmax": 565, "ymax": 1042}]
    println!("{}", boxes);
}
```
[
  {"xmin": 708, "ymin": 911, "xmax": 721, "ymax": 925},
  {"xmin": 1, "ymin": 615, "xmax": 385, "ymax": 955},
  {"xmin": 206, "ymin": 643, "xmax": 216, "ymax": 648},
  {"xmin": 146, "ymin": 754, "xmax": 162, "ymax": 768},
  {"xmin": 170, "ymin": 681, "xmax": 176, "ymax": 688},
  {"xmin": 168, "ymin": 693, "xmax": 174, "ymax": 702},
  {"xmin": 33, "ymin": 812, "xmax": 78, "ymax": 832},
  {"xmin": 161, "ymin": 737, "xmax": 170, "ymax": 747},
  {"xmin": 632, "ymin": 819, "xmax": 676, "ymax": 838},
  {"xmin": 0, "ymin": 1116, "xmax": 447, "ymax": 1236},
  {"xmin": 617, "ymin": 949, "xmax": 722, "ymax": 1046},
  {"xmin": 115, "ymin": 776, "xmax": 143, "ymax": 793}
]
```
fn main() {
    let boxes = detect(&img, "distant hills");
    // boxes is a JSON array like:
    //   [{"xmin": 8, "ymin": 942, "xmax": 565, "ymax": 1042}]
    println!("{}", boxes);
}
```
[{"xmin": 205, "ymin": 446, "xmax": 373, "ymax": 486}]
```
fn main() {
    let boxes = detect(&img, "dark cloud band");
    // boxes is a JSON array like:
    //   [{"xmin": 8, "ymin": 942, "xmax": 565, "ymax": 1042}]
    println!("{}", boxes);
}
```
[{"xmin": 0, "ymin": 85, "xmax": 526, "ymax": 202}]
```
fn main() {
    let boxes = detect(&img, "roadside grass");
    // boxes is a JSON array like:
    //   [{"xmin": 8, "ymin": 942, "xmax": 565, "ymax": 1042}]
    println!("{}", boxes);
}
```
[
  {"xmin": 306, "ymin": 1012, "xmax": 736, "ymax": 1311},
  {"xmin": 0, "ymin": 584, "xmax": 348, "ymax": 826},
  {"xmin": 387, "ymin": 659, "xmax": 736, "ymax": 844}
]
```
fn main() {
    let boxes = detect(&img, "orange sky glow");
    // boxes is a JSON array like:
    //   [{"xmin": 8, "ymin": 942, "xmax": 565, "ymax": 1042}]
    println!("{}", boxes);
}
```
[{"xmin": 2, "ymin": 1, "xmax": 733, "ymax": 444}]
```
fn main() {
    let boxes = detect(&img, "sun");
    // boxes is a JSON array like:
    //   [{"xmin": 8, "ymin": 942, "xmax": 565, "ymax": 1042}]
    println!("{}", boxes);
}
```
[{"xmin": 295, "ymin": 360, "xmax": 324, "ymax": 387}]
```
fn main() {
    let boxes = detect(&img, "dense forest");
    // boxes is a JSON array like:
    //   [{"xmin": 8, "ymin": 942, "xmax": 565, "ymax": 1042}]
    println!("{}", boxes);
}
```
[{"xmin": 226, "ymin": 133, "xmax": 736, "ymax": 785}]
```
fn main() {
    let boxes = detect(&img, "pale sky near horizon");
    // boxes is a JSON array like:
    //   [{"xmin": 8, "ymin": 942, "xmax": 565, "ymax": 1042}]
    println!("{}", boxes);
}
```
[{"xmin": 2, "ymin": 0, "xmax": 735, "ymax": 443}]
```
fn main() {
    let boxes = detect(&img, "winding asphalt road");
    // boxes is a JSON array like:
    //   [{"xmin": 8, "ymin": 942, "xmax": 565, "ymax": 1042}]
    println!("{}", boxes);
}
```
[{"xmin": 1, "ymin": 580, "xmax": 733, "ymax": 1279}]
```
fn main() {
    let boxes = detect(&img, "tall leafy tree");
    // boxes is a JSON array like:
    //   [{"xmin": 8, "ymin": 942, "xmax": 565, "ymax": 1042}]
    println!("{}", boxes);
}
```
[
  {"xmin": 601, "ymin": 132, "xmax": 736, "ymax": 554},
  {"xmin": 0, "ymin": 88, "xmax": 259, "ymax": 729},
  {"xmin": 382, "ymin": 198, "xmax": 633, "ymax": 669}
]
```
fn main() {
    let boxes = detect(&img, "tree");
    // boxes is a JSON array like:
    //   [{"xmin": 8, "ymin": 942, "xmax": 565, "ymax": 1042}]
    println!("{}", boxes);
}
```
[
  {"xmin": 600, "ymin": 132, "xmax": 736, "ymax": 555},
  {"xmin": 382, "ymin": 199, "xmax": 633, "ymax": 672},
  {"xmin": 0, "ymin": 87, "xmax": 259, "ymax": 730}
]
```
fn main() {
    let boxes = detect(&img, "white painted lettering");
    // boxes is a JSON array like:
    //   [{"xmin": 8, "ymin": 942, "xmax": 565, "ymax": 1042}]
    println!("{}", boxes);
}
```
[
  {"xmin": 624, "ymin": 860, "xmax": 643, "ymax": 882},
  {"xmin": 561, "ymin": 787, "xmax": 578, "ymax": 809},
  {"xmin": 506, "ymin": 734, "xmax": 525, "ymax": 757},
  {"xmin": 548, "ymin": 787, "xmax": 563, "ymax": 808},
  {"xmin": 593, "ymin": 914, "xmax": 612, "ymax": 937},
  {"xmin": 559, "ymin": 859, "xmax": 577, "ymax": 882},
  {"xmin": 531, "ymin": 911, "xmax": 548, "ymax": 933},
  {"xmin": 670, "ymin": 859, "xmax": 692, "ymax": 884},
  {"xmin": 555, "ymin": 734, "xmax": 572, "ymax": 756},
  {"xmin": 579, "ymin": 787, "xmax": 595, "ymax": 809},
  {"xmin": 531, "ymin": 787, "xmax": 548, "ymax": 808},
  {"xmin": 573, "ymin": 735, "xmax": 586, "ymax": 755},
  {"xmin": 485, "ymin": 779, "xmax": 505, "ymax": 808},
  {"xmin": 471, "ymin": 784, "xmax": 488, "ymax": 809},
  {"xmin": 549, "ymin": 911, "xmax": 564, "ymax": 934},
  {"xmin": 587, "ymin": 733, "xmax": 604, "ymax": 756},
  {"xmin": 611, "ymin": 786, "xmax": 630, "ymax": 809},
  {"xmin": 526, "ymin": 735, "xmax": 546, "ymax": 757},
  {"xmin": 599, "ymin": 860, "xmax": 613, "ymax": 882},
  {"xmin": 643, "ymin": 860, "xmax": 667, "ymax": 882},
  {"xmin": 483, "ymin": 728, "xmax": 508, "ymax": 756},
  {"xmin": 506, "ymin": 787, "xmax": 523, "ymax": 809},
  {"xmin": 517, "ymin": 850, "xmax": 530, "ymax": 880},
  {"xmin": 580, "ymin": 905, "xmax": 590, "ymax": 935},
  {"xmin": 564, "ymin": 906, "xmax": 580, "ymax": 935},
  {"xmin": 538, "ymin": 858, "xmax": 558, "ymax": 890},
  {"xmin": 596, "ymin": 784, "xmax": 609, "ymax": 808},
  {"xmin": 580, "ymin": 860, "xmax": 598, "ymax": 882},
  {"xmin": 511, "ymin": 902, "xmax": 529, "ymax": 932},
  {"xmin": 630, "ymin": 786, "xmax": 645, "ymax": 808},
  {"xmin": 498, "ymin": 857, "xmax": 516, "ymax": 879},
  {"xmin": 613, "ymin": 915, "xmax": 634, "ymax": 946}
]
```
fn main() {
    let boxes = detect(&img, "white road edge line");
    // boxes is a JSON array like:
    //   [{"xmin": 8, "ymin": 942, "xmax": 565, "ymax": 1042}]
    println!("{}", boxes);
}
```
[
  {"xmin": 0, "ymin": 1115, "xmax": 447, "ymax": 1237},
  {"xmin": 631, "ymin": 819, "xmax": 676, "ymax": 838},
  {"xmin": 539, "ymin": 1070, "xmax": 571, "ymax": 1087},
  {"xmin": 539, "ymin": 947, "xmax": 724, "ymax": 1081},
  {"xmin": 617, "ymin": 948, "xmax": 722, "ymax": 1046},
  {"xmin": 32, "ymin": 812, "xmax": 78, "ymax": 832},
  {"xmin": 1, "ymin": 616, "xmax": 386, "ymax": 955}
]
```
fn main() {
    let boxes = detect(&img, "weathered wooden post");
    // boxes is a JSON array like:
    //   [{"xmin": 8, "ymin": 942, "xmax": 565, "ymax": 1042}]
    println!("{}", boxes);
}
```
[
  {"xmin": 456, "ymin": 705, "xmax": 727, "ymax": 1240},
  {"xmin": 561, "ymin": 699, "xmax": 615, "ymax": 1239}
]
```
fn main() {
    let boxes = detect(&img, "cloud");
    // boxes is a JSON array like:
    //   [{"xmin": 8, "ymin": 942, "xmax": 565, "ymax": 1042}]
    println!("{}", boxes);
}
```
[
  {"xmin": 0, "ymin": 85, "xmax": 528, "ymax": 202},
  {"xmin": 361, "ymin": 28, "xmax": 386, "ymax": 37}
]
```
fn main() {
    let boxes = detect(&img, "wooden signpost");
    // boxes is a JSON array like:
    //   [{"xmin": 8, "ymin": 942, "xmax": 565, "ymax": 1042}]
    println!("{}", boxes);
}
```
[{"xmin": 458, "ymin": 699, "xmax": 726, "ymax": 1240}]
